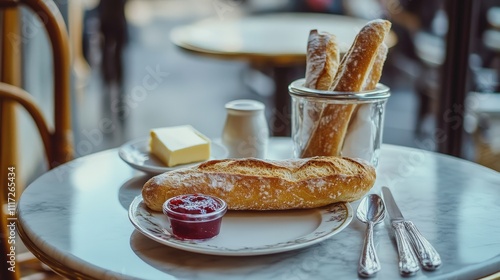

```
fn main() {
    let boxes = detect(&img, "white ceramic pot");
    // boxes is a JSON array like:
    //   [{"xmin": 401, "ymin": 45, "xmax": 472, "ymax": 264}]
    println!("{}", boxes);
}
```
[{"xmin": 222, "ymin": 99, "xmax": 269, "ymax": 158}]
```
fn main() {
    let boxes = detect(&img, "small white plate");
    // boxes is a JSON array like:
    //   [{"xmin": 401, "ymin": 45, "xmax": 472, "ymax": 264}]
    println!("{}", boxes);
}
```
[
  {"xmin": 118, "ymin": 138, "xmax": 228, "ymax": 174},
  {"xmin": 128, "ymin": 195, "xmax": 353, "ymax": 256}
]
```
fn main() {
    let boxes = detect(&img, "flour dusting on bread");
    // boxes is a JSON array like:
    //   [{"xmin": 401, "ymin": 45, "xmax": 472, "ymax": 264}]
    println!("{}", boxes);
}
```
[{"xmin": 142, "ymin": 157, "xmax": 375, "ymax": 211}]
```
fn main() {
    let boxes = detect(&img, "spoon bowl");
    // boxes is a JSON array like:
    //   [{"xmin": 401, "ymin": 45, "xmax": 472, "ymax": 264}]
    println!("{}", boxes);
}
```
[
  {"xmin": 356, "ymin": 194, "xmax": 386, "ymax": 277},
  {"xmin": 357, "ymin": 194, "xmax": 386, "ymax": 224}
]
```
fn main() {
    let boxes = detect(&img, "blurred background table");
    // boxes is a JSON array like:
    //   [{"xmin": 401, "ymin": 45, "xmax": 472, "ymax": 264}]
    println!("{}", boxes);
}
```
[
  {"xmin": 17, "ymin": 138, "xmax": 500, "ymax": 279},
  {"xmin": 171, "ymin": 13, "xmax": 397, "ymax": 136}
]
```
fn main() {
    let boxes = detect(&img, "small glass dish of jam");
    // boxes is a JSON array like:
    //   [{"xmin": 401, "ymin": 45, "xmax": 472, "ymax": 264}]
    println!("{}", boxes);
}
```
[{"xmin": 162, "ymin": 194, "xmax": 227, "ymax": 240}]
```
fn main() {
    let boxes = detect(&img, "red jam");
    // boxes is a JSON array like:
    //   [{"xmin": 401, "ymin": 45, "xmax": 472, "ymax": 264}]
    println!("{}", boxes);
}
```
[
  {"xmin": 163, "ymin": 194, "xmax": 227, "ymax": 240},
  {"xmin": 168, "ymin": 194, "xmax": 221, "ymax": 214}
]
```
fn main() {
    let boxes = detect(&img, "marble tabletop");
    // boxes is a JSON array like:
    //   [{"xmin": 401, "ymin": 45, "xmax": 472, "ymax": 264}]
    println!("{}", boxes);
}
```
[{"xmin": 17, "ymin": 138, "xmax": 500, "ymax": 279}]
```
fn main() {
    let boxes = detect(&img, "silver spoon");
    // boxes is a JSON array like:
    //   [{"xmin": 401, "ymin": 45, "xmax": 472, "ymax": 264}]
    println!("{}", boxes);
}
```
[{"xmin": 357, "ymin": 194, "xmax": 386, "ymax": 278}]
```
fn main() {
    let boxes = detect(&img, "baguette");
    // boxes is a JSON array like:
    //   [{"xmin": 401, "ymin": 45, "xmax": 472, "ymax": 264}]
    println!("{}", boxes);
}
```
[
  {"xmin": 304, "ymin": 30, "xmax": 340, "ymax": 90},
  {"xmin": 362, "ymin": 43, "xmax": 388, "ymax": 91},
  {"xmin": 300, "ymin": 30, "xmax": 341, "ymax": 149},
  {"xmin": 331, "ymin": 20, "xmax": 391, "ymax": 92},
  {"xmin": 341, "ymin": 43, "xmax": 389, "ymax": 158},
  {"xmin": 142, "ymin": 156, "xmax": 376, "ymax": 211},
  {"xmin": 301, "ymin": 20, "xmax": 391, "ymax": 158},
  {"xmin": 345, "ymin": 43, "xmax": 389, "ymax": 134}
]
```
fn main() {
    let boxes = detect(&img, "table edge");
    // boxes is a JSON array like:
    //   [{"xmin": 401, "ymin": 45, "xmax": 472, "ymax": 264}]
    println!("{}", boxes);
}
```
[{"xmin": 17, "ymin": 221, "xmax": 99, "ymax": 280}]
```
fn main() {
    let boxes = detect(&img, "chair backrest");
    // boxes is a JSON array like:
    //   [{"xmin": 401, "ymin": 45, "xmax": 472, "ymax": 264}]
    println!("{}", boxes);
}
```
[
  {"xmin": 0, "ymin": 0, "xmax": 72, "ymax": 279},
  {"xmin": 0, "ymin": 0, "xmax": 73, "ymax": 170}
]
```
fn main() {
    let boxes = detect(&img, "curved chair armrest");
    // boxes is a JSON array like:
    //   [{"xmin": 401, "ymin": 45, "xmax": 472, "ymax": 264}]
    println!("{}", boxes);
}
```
[{"xmin": 0, "ymin": 82, "xmax": 55, "ymax": 168}]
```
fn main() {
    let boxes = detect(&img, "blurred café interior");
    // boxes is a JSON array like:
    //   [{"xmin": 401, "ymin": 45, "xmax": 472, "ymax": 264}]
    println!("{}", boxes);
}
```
[{"xmin": 1, "ymin": 0, "xmax": 499, "ymax": 278}]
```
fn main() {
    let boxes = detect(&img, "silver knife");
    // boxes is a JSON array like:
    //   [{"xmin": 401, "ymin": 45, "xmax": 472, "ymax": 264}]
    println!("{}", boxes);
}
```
[{"xmin": 382, "ymin": 187, "xmax": 442, "ymax": 273}]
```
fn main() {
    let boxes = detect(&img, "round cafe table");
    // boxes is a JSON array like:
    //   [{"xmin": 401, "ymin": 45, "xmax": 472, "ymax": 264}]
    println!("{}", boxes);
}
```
[
  {"xmin": 170, "ymin": 13, "xmax": 397, "ymax": 65},
  {"xmin": 17, "ymin": 138, "xmax": 500, "ymax": 279},
  {"xmin": 170, "ymin": 13, "xmax": 397, "ymax": 136}
]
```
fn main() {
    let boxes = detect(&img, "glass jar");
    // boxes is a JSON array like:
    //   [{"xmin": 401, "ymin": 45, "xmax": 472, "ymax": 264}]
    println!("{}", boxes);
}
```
[
  {"xmin": 289, "ymin": 78, "xmax": 390, "ymax": 167},
  {"xmin": 163, "ymin": 194, "xmax": 227, "ymax": 240}
]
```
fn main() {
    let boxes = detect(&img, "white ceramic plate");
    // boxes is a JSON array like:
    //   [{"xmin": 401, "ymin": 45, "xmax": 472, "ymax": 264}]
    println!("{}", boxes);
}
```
[
  {"xmin": 128, "ymin": 195, "xmax": 353, "ymax": 256},
  {"xmin": 118, "ymin": 138, "xmax": 228, "ymax": 174}
]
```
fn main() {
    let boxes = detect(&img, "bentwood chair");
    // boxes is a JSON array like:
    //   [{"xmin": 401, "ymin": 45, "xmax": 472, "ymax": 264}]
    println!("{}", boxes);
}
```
[{"xmin": 0, "ymin": 0, "xmax": 72, "ymax": 279}]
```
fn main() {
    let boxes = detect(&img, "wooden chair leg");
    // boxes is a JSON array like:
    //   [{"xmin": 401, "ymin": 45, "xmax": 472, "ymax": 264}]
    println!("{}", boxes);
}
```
[{"xmin": 1, "ymin": 7, "xmax": 22, "ymax": 280}]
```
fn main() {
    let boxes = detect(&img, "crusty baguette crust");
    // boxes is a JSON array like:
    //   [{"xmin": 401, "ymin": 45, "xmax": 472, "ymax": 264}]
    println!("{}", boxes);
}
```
[
  {"xmin": 142, "ymin": 157, "xmax": 376, "ymax": 211},
  {"xmin": 362, "ymin": 43, "xmax": 388, "ymax": 91},
  {"xmin": 300, "ymin": 20, "xmax": 391, "ymax": 158},
  {"xmin": 331, "ymin": 20, "xmax": 391, "ymax": 92},
  {"xmin": 305, "ymin": 30, "xmax": 340, "ymax": 90},
  {"xmin": 302, "ymin": 30, "xmax": 341, "ymax": 147}
]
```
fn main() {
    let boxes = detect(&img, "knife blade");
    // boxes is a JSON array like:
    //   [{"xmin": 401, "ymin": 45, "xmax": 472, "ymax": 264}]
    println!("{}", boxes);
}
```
[
  {"xmin": 382, "ymin": 186, "xmax": 420, "ymax": 276},
  {"xmin": 382, "ymin": 186, "xmax": 442, "ymax": 272}
]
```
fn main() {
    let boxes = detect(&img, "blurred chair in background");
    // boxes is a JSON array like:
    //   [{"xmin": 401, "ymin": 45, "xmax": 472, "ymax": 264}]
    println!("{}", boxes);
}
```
[
  {"xmin": 474, "ymin": 1, "xmax": 500, "ymax": 92},
  {"xmin": 468, "ymin": 1, "xmax": 500, "ymax": 171},
  {"xmin": 97, "ymin": 0, "xmax": 128, "ymax": 90},
  {"xmin": 0, "ymin": 0, "xmax": 72, "ymax": 278}
]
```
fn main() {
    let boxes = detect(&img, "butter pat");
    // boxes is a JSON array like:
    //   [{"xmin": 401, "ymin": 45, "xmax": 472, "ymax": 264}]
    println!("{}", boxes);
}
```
[{"xmin": 150, "ymin": 125, "xmax": 211, "ymax": 167}]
